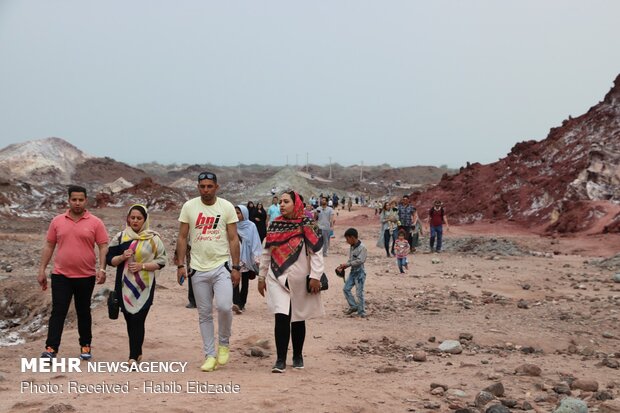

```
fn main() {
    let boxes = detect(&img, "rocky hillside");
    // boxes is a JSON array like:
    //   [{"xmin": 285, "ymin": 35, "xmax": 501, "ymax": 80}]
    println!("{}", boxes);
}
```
[
  {"xmin": 0, "ymin": 137, "xmax": 91, "ymax": 184},
  {"xmin": 0, "ymin": 137, "xmax": 453, "ymax": 217},
  {"xmin": 413, "ymin": 74, "xmax": 620, "ymax": 234}
]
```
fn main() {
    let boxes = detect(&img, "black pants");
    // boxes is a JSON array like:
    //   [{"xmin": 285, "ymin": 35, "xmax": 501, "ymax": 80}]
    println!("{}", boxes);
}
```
[
  {"xmin": 232, "ymin": 271, "xmax": 251, "ymax": 309},
  {"xmin": 274, "ymin": 312, "xmax": 305, "ymax": 362},
  {"xmin": 46, "ymin": 274, "xmax": 96, "ymax": 352},
  {"xmin": 383, "ymin": 229, "xmax": 391, "ymax": 256},
  {"xmin": 123, "ymin": 305, "xmax": 151, "ymax": 360}
]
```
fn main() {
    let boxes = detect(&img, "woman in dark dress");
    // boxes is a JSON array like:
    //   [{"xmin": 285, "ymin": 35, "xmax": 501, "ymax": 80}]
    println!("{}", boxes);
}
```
[
  {"xmin": 247, "ymin": 201, "xmax": 256, "ymax": 221},
  {"xmin": 253, "ymin": 202, "xmax": 268, "ymax": 241}
]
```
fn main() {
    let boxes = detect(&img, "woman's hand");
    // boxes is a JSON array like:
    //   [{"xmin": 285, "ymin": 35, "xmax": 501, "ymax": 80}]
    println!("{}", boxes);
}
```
[
  {"xmin": 257, "ymin": 277, "xmax": 266, "ymax": 297},
  {"xmin": 309, "ymin": 278, "xmax": 321, "ymax": 294},
  {"xmin": 128, "ymin": 261, "xmax": 145, "ymax": 273},
  {"xmin": 121, "ymin": 249, "xmax": 134, "ymax": 261}
]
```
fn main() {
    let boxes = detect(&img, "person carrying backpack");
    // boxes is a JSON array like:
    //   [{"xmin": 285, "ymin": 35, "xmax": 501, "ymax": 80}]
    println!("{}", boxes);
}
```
[{"xmin": 428, "ymin": 200, "xmax": 449, "ymax": 253}]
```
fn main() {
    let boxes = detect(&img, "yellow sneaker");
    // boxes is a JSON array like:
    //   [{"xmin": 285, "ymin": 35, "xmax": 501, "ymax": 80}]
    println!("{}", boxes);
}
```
[
  {"xmin": 217, "ymin": 345, "xmax": 230, "ymax": 366},
  {"xmin": 200, "ymin": 356, "xmax": 218, "ymax": 372}
]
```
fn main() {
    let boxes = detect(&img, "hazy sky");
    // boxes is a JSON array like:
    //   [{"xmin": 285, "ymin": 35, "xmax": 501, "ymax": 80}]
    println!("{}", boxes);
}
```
[{"xmin": 1, "ymin": 1, "xmax": 619, "ymax": 168}]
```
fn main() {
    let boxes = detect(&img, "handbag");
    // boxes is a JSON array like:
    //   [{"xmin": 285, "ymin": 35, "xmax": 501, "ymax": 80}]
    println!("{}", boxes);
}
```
[
  {"xmin": 306, "ymin": 273, "xmax": 329, "ymax": 293},
  {"xmin": 335, "ymin": 267, "xmax": 346, "ymax": 278},
  {"xmin": 107, "ymin": 290, "xmax": 120, "ymax": 320},
  {"xmin": 303, "ymin": 242, "xmax": 328, "ymax": 293}
]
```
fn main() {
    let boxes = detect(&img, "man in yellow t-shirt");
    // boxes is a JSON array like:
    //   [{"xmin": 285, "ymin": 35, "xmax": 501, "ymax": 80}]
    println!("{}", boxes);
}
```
[{"xmin": 176, "ymin": 172, "xmax": 240, "ymax": 372}]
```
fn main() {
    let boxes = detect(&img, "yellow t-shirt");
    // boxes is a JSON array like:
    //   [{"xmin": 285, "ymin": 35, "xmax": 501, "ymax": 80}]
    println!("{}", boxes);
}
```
[{"xmin": 178, "ymin": 197, "xmax": 238, "ymax": 272}]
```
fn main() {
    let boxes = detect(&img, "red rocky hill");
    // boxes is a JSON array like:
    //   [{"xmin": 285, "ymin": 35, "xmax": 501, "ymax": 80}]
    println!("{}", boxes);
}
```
[{"xmin": 413, "ymin": 74, "xmax": 620, "ymax": 234}]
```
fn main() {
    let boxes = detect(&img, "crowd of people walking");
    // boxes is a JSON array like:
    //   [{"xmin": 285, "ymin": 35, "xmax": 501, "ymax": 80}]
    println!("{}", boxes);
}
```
[{"xmin": 36, "ymin": 175, "xmax": 447, "ymax": 375}]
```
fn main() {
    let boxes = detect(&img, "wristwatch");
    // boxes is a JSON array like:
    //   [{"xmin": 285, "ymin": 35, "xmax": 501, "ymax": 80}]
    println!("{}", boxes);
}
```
[{"xmin": 231, "ymin": 265, "xmax": 241, "ymax": 271}]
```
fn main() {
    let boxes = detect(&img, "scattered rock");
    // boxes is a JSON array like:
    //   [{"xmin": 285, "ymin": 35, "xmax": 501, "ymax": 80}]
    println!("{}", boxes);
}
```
[
  {"xmin": 571, "ymin": 379, "xmax": 599, "ymax": 392},
  {"xmin": 602, "ymin": 332, "xmax": 614, "ymax": 339},
  {"xmin": 612, "ymin": 273, "xmax": 620, "ymax": 283},
  {"xmin": 500, "ymin": 399, "xmax": 518, "ymax": 408},
  {"xmin": 522, "ymin": 283, "xmax": 531, "ymax": 290},
  {"xmin": 447, "ymin": 389, "xmax": 467, "ymax": 398},
  {"xmin": 581, "ymin": 347, "xmax": 595, "ymax": 356},
  {"xmin": 553, "ymin": 382, "xmax": 572, "ymax": 395},
  {"xmin": 553, "ymin": 397, "xmax": 588, "ymax": 413},
  {"xmin": 439, "ymin": 340, "xmax": 463, "ymax": 354},
  {"xmin": 430, "ymin": 382, "xmax": 449, "ymax": 391},
  {"xmin": 603, "ymin": 358, "xmax": 620, "ymax": 369},
  {"xmin": 431, "ymin": 386, "xmax": 445, "ymax": 396},
  {"xmin": 483, "ymin": 382, "xmax": 505, "ymax": 397},
  {"xmin": 485, "ymin": 404, "xmax": 511, "ymax": 413},
  {"xmin": 517, "ymin": 299, "xmax": 529, "ymax": 309},
  {"xmin": 460, "ymin": 332, "xmax": 473, "ymax": 341},
  {"xmin": 475, "ymin": 391, "xmax": 496, "ymax": 408},
  {"xmin": 599, "ymin": 399, "xmax": 620, "ymax": 413},
  {"xmin": 553, "ymin": 381, "xmax": 571, "ymax": 396},
  {"xmin": 375, "ymin": 366, "xmax": 399, "ymax": 373},
  {"xmin": 515, "ymin": 363, "xmax": 542, "ymax": 376},
  {"xmin": 43, "ymin": 405, "xmax": 76, "ymax": 413},
  {"xmin": 520, "ymin": 346, "xmax": 536, "ymax": 354},
  {"xmin": 596, "ymin": 391, "xmax": 614, "ymax": 401},
  {"xmin": 244, "ymin": 346, "xmax": 270, "ymax": 357},
  {"xmin": 409, "ymin": 350, "xmax": 427, "ymax": 362},
  {"xmin": 255, "ymin": 338, "xmax": 270, "ymax": 349}
]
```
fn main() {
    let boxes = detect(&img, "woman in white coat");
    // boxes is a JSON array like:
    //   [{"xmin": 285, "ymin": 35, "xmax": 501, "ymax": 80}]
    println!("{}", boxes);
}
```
[{"xmin": 258, "ymin": 190, "xmax": 325, "ymax": 373}]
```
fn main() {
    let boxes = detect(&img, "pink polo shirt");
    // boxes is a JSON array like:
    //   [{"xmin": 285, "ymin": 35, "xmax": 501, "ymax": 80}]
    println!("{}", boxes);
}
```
[{"xmin": 46, "ymin": 210, "xmax": 109, "ymax": 278}]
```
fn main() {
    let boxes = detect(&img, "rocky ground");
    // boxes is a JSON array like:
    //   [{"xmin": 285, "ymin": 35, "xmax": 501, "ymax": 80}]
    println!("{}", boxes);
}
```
[{"xmin": 0, "ymin": 206, "xmax": 619, "ymax": 413}]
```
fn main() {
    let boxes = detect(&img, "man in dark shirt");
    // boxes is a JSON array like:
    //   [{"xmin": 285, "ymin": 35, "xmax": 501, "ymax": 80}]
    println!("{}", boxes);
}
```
[{"xmin": 429, "ymin": 200, "xmax": 449, "ymax": 253}]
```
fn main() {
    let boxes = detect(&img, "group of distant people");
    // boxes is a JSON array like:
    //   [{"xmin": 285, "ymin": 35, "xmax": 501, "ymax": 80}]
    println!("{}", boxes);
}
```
[{"xmin": 378, "ymin": 195, "xmax": 449, "ymax": 273}]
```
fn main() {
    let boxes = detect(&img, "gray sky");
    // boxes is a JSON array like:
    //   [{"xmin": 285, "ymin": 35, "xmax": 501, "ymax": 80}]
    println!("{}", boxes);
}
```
[{"xmin": 1, "ymin": 1, "xmax": 619, "ymax": 168}]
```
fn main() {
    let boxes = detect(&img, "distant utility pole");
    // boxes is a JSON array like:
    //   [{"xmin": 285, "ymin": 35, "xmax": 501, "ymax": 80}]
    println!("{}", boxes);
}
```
[
  {"xmin": 286, "ymin": 155, "xmax": 289, "ymax": 167},
  {"xmin": 329, "ymin": 156, "xmax": 333, "ymax": 180},
  {"xmin": 306, "ymin": 152, "xmax": 309, "ymax": 173},
  {"xmin": 296, "ymin": 153, "xmax": 298, "ymax": 167},
  {"xmin": 360, "ymin": 161, "xmax": 363, "ymax": 182}
]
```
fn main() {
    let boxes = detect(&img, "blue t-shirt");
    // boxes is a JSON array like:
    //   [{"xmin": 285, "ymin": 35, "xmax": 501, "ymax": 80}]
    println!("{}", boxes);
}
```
[{"xmin": 267, "ymin": 204, "xmax": 281, "ymax": 222}]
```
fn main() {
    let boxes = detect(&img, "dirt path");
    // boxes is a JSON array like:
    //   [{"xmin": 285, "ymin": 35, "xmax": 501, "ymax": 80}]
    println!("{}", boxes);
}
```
[{"xmin": 1, "ymin": 207, "xmax": 619, "ymax": 413}]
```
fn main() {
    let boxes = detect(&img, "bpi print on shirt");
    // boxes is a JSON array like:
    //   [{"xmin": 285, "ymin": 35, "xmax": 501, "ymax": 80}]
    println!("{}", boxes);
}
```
[{"xmin": 195, "ymin": 212, "xmax": 223, "ymax": 241}]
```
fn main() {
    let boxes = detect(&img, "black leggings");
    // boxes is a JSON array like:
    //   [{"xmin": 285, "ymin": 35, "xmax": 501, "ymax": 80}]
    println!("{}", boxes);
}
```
[
  {"xmin": 123, "ymin": 304, "xmax": 151, "ymax": 360},
  {"xmin": 274, "ymin": 313, "xmax": 305, "ymax": 362}
]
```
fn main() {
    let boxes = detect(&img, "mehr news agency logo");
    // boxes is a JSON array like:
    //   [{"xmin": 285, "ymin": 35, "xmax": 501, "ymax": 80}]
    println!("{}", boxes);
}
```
[{"xmin": 20, "ymin": 358, "xmax": 240, "ymax": 395}]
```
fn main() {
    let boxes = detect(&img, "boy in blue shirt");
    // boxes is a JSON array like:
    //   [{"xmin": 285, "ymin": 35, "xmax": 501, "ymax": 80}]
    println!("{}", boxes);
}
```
[{"xmin": 337, "ymin": 228, "xmax": 368, "ymax": 318}]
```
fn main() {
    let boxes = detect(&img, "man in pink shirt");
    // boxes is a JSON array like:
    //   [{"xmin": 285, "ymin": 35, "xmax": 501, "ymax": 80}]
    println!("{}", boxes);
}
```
[{"xmin": 37, "ymin": 185, "xmax": 109, "ymax": 360}]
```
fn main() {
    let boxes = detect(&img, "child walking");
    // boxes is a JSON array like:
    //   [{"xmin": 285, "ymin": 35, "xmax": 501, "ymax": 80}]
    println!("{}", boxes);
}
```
[
  {"xmin": 337, "ymin": 228, "xmax": 368, "ymax": 318},
  {"xmin": 394, "ymin": 229, "xmax": 410, "ymax": 273}
]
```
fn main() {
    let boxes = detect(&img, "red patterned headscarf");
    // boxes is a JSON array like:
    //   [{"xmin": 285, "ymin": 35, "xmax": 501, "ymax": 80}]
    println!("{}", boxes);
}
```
[{"xmin": 265, "ymin": 191, "xmax": 323, "ymax": 277}]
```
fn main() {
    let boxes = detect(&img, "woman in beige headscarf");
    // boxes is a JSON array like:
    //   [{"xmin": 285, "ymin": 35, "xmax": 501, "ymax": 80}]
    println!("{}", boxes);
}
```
[{"xmin": 106, "ymin": 204, "xmax": 167, "ymax": 363}]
